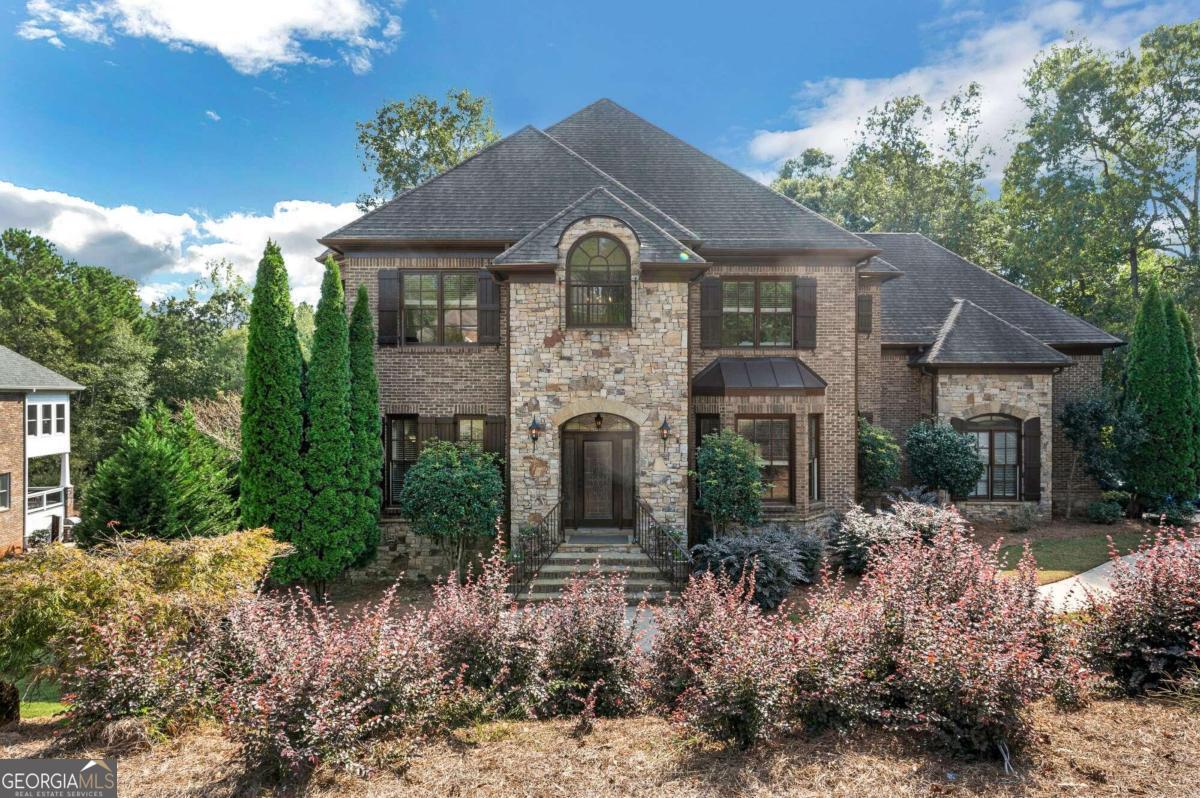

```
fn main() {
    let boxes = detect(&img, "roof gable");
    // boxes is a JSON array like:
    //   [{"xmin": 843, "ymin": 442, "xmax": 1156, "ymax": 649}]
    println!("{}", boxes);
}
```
[
  {"xmin": 0, "ymin": 345, "xmax": 84, "ymax": 391},
  {"xmin": 322, "ymin": 125, "xmax": 693, "ymax": 245},
  {"xmin": 493, "ymin": 187, "xmax": 704, "ymax": 266},
  {"xmin": 916, "ymin": 299, "xmax": 1073, "ymax": 367},
  {"xmin": 865, "ymin": 232, "xmax": 1122, "ymax": 348},
  {"xmin": 545, "ymin": 99, "xmax": 874, "ymax": 251}
]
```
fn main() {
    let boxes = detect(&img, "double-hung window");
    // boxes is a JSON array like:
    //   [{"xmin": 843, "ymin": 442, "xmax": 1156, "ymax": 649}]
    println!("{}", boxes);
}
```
[
  {"xmin": 736, "ymin": 415, "xmax": 794, "ymax": 504},
  {"xmin": 401, "ymin": 272, "xmax": 479, "ymax": 345},
  {"xmin": 720, "ymin": 280, "xmax": 794, "ymax": 347},
  {"xmin": 386, "ymin": 416, "xmax": 419, "ymax": 505},
  {"xmin": 26, "ymin": 405, "xmax": 37, "ymax": 436},
  {"xmin": 566, "ymin": 235, "xmax": 631, "ymax": 327},
  {"xmin": 0, "ymin": 473, "xmax": 10, "ymax": 511},
  {"xmin": 808, "ymin": 414, "xmax": 822, "ymax": 502}
]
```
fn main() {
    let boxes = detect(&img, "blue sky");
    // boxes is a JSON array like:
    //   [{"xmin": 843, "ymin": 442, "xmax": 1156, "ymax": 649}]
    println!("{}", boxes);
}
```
[{"xmin": 1, "ymin": 0, "xmax": 1196, "ymax": 303}]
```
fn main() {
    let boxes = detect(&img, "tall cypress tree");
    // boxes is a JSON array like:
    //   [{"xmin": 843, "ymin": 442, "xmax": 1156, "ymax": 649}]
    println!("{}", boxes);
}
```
[
  {"xmin": 1175, "ymin": 302, "xmax": 1200, "ymax": 492},
  {"xmin": 349, "ymin": 284, "xmax": 383, "ymax": 566},
  {"xmin": 282, "ymin": 258, "xmax": 357, "ymax": 590},
  {"xmin": 240, "ymin": 241, "xmax": 305, "ymax": 542},
  {"xmin": 1125, "ymin": 282, "xmax": 1193, "ymax": 501}
]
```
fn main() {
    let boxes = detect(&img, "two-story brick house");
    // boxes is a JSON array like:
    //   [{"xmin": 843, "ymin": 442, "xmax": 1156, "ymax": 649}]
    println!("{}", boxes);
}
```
[
  {"xmin": 0, "ymin": 344, "xmax": 84, "ymax": 555},
  {"xmin": 317, "ymin": 99, "xmax": 1119, "ymax": 578}
]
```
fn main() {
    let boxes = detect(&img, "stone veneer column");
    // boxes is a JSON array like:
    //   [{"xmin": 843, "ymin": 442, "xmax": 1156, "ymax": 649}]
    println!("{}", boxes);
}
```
[{"xmin": 507, "ymin": 217, "xmax": 690, "ymax": 530}]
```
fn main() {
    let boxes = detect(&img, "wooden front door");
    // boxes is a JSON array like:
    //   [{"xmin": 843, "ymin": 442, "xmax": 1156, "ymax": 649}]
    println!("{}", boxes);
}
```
[{"xmin": 562, "ymin": 431, "xmax": 635, "ymax": 528}]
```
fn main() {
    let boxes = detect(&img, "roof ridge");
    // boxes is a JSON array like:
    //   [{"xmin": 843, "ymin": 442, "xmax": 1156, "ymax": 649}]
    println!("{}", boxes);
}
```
[
  {"xmin": 881, "ymin": 232, "xmax": 1122, "ymax": 346},
  {"xmin": 322, "ymin": 126, "xmax": 540, "ymax": 242},
  {"xmin": 957, "ymin": 298, "xmax": 1068, "ymax": 353},
  {"xmin": 549, "ymin": 100, "xmax": 878, "ymax": 251},
  {"xmin": 531, "ymin": 127, "xmax": 698, "ymax": 240},
  {"xmin": 926, "ymin": 298, "xmax": 965, "ymax": 362}
]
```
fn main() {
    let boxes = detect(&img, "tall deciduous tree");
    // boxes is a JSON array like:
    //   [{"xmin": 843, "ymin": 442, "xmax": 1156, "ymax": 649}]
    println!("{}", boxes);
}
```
[
  {"xmin": 348, "ymin": 284, "xmax": 383, "ymax": 566},
  {"xmin": 1003, "ymin": 22, "xmax": 1200, "ymax": 318},
  {"xmin": 282, "ymin": 258, "xmax": 358, "ymax": 591},
  {"xmin": 240, "ymin": 241, "xmax": 305, "ymax": 548},
  {"xmin": 1124, "ymin": 282, "xmax": 1196, "ymax": 501},
  {"xmin": 355, "ymin": 89, "xmax": 499, "ymax": 211},
  {"xmin": 772, "ymin": 84, "xmax": 999, "ymax": 267}
]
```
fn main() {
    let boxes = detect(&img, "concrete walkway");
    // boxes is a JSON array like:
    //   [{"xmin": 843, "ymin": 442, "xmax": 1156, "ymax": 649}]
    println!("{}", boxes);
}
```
[{"xmin": 1037, "ymin": 552, "xmax": 1139, "ymax": 613}]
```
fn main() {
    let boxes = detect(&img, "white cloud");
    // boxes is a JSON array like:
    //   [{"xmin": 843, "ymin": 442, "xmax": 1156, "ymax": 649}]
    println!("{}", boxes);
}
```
[
  {"xmin": 0, "ymin": 180, "xmax": 359, "ymax": 305},
  {"xmin": 17, "ymin": 0, "xmax": 405, "ymax": 75},
  {"xmin": 748, "ymin": 1, "xmax": 1194, "ymax": 178},
  {"xmin": 204, "ymin": 109, "xmax": 221, "ymax": 122}
]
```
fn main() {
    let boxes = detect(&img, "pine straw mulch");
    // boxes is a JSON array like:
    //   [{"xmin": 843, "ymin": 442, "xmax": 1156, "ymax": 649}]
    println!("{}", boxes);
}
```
[{"xmin": 2, "ymin": 698, "xmax": 1198, "ymax": 797}]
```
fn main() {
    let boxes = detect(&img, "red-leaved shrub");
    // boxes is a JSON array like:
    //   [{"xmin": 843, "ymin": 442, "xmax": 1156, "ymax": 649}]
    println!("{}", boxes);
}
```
[
  {"xmin": 208, "ymin": 587, "xmax": 444, "ymax": 777},
  {"xmin": 797, "ymin": 526, "xmax": 1084, "ymax": 756},
  {"xmin": 650, "ymin": 571, "xmax": 795, "ymax": 748},
  {"xmin": 1083, "ymin": 527, "xmax": 1200, "ymax": 694},
  {"xmin": 425, "ymin": 546, "xmax": 545, "ymax": 718},
  {"xmin": 538, "ymin": 571, "xmax": 641, "ymax": 717}
]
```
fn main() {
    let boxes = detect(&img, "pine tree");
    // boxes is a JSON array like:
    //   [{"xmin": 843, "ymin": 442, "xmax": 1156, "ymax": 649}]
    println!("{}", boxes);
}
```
[
  {"xmin": 282, "ymin": 258, "xmax": 357, "ymax": 590},
  {"xmin": 1175, "ymin": 303, "xmax": 1200, "ymax": 492},
  {"xmin": 240, "ymin": 241, "xmax": 305, "ymax": 546},
  {"xmin": 1125, "ymin": 283, "xmax": 1193, "ymax": 501},
  {"xmin": 349, "ymin": 284, "xmax": 383, "ymax": 565}
]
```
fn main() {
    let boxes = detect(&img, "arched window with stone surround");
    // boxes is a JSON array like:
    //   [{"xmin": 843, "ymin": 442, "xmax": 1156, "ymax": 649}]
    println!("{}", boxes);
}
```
[{"xmin": 566, "ymin": 233, "xmax": 631, "ymax": 328}]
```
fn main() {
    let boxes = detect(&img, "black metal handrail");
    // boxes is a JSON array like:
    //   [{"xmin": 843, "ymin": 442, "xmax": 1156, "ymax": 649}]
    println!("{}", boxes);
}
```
[
  {"xmin": 508, "ymin": 501, "xmax": 564, "ymax": 594},
  {"xmin": 634, "ymin": 498, "xmax": 691, "ymax": 588}
]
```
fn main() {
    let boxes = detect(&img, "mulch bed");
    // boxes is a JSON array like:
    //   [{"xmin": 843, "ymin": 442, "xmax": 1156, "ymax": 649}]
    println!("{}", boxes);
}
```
[{"xmin": 3, "ymin": 699, "xmax": 1197, "ymax": 797}]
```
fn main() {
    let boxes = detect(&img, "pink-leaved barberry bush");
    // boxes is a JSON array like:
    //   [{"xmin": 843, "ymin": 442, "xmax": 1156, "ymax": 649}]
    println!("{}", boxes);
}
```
[{"xmin": 1082, "ymin": 527, "xmax": 1200, "ymax": 694}]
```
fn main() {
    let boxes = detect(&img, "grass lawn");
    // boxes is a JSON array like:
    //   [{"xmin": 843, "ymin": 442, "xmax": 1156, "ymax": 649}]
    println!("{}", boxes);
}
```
[
  {"xmin": 16, "ymin": 679, "xmax": 66, "ymax": 720},
  {"xmin": 999, "ymin": 530, "xmax": 1145, "ymax": 584}
]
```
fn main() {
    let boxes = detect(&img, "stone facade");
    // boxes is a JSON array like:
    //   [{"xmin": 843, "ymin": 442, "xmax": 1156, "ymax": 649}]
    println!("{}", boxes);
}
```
[
  {"xmin": 935, "ymin": 370, "xmax": 1054, "ymax": 519},
  {"xmin": 0, "ymin": 393, "xmax": 25, "ymax": 556},
  {"xmin": 508, "ymin": 217, "xmax": 690, "ymax": 529}
]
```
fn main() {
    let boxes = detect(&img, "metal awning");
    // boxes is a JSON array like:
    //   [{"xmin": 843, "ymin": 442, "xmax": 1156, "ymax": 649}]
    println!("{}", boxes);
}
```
[{"xmin": 692, "ymin": 357, "xmax": 827, "ymax": 396}]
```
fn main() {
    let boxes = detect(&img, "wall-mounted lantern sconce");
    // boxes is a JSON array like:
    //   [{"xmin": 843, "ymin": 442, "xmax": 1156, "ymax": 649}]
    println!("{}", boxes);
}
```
[
  {"xmin": 658, "ymin": 417, "xmax": 672, "ymax": 450},
  {"xmin": 529, "ymin": 417, "xmax": 544, "ymax": 447}
]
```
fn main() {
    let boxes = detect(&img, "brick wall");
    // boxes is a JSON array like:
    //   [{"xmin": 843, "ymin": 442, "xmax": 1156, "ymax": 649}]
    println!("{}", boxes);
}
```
[
  {"xmin": 0, "ymin": 393, "xmax": 25, "ymax": 556},
  {"xmin": 856, "ymin": 279, "xmax": 882, "ymax": 421},
  {"xmin": 1052, "ymin": 354, "xmax": 1106, "ymax": 516},
  {"xmin": 877, "ymin": 347, "xmax": 934, "ymax": 482},
  {"xmin": 688, "ymin": 255, "xmax": 864, "ymax": 515}
]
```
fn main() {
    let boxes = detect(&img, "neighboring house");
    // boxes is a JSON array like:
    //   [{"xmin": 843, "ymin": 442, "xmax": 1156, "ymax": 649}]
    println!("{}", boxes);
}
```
[
  {"xmin": 317, "ymin": 99, "xmax": 1119, "ymax": 576},
  {"xmin": 0, "ymin": 345, "xmax": 84, "ymax": 555}
]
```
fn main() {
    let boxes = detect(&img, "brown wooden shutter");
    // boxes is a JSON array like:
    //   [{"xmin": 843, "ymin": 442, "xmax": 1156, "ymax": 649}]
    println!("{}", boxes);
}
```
[
  {"xmin": 483, "ymin": 416, "xmax": 506, "ymax": 456},
  {"xmin": 378, "ymin": 269, "xmax": 401, "ymax": 345},
  {"xmin": 417, "ymin": 417, "xmax": 436, "ymax": 449},
  {"xmin": 477, "ymin": 270, "xmax": 500, "ymax": 344},
  {"xmin": 856, "ymin": 294, "xmax": 873, "ymax": 333},
  {"xmin": 435, "ymin": 417, "xmax": 455, "ymax": 443},
  {"xmin": 949, "ymin": 417, "xmax": 965, "ymax": 433},
  {"xmin": 1023, "ymin": 417, "xmax": 1041, "ymax": 501},
  {"xmin": 793, "ymin": 277, "xmax": 817, "ymax": 348},
  {"xmin": 700, "ymin": 277, "xmax": 722, "ymax": 348}
]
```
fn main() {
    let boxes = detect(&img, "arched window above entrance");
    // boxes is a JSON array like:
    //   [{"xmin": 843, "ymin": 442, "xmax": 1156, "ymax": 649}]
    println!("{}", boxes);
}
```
[{"xmin": 562, "ymin": 412, "xmax": 637, "ymax": 432}]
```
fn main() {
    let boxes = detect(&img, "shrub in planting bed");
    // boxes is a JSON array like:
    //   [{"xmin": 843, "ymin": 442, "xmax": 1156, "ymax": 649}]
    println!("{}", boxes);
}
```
[
  {"xmin": 832, "ymin": 500, "xmax": 969, "ymax": 574},
  {"xmin": 1083, "ymin": 527, "xmax": 1200, "ymax": 694},
  {"xmin": 538, "ymin": 571, "xmax": 641, "ymax": 717},
  {"xmin": 690, "ymin": 525, "xmax": 823, "ymax": 609},
  {"xmin": 209, "ymin": 587, "xmax": 444, "ymax": 778},
  {"xmin": 425, "ymin": 546, "xmax": 545, "ymax": 719},
  {"xmin": 1087, "ymin": 500, "xmax": 1123, "ymax": 525},
  {"xmin": 648, "ymin": 571, "xmax": 794, "ymax": 749}
]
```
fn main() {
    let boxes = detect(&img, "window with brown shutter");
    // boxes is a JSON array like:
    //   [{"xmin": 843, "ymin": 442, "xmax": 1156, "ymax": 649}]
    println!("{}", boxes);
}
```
[
  {"xmin": 378, "ymin": 270, "xmax": 400, "ymax": 345},
  {"xmin": 856, "ymin": 294, "xmax": 872, "ymax": 333},
  {"xmin": 378, "ymin": 269, "xmax": 500, "ymax": 346},
  {"xmin": 700, "ymin": 277, "xmax": 722, "ymax": 348},
  {"xmin": 793, "ymin": 277, "xmax": 817, "ymax": 348}
]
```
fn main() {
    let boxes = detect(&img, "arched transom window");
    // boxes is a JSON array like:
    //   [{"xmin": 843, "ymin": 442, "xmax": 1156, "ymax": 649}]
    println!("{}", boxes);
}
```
[
  {"xmin": 965, "ymin": 414, "xmax": 1020, "ymax": 500},
  {"xmin": 566, "ymin": 234, "xmax": 631, "ymax": 327}
]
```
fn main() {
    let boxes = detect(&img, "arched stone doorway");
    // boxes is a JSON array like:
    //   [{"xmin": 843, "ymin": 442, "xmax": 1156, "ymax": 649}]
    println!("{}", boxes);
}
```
[{"xmin": 560, "ymin": 412, "xmax": 637, "ymax": 528}]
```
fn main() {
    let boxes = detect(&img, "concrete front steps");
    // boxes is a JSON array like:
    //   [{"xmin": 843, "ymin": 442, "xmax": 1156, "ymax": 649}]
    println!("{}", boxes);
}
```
[{"xmin": 519, "ymin": 530, "xmax": 674, "ymax": 604}]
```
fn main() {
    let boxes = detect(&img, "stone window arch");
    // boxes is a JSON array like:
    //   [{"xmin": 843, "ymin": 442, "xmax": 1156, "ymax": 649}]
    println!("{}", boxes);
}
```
[{"xmin": 566, "ymin": 233, "xmax": 631, "ymax": 328}]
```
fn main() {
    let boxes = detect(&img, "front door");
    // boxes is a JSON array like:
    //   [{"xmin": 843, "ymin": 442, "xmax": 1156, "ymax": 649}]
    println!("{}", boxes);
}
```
[{"xmin": 562, "ymin": 430, "xmax": 635, "ymax": 528}]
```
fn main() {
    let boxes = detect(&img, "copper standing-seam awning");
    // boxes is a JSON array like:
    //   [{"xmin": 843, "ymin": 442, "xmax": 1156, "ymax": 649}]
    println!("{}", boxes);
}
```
[{"xmin": 692, "ymin": 357, "xmax": 827, "ymax": 397}]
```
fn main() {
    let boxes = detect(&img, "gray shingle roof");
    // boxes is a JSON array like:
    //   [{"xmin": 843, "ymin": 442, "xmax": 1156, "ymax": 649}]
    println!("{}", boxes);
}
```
[
  {"xmin": 864, "ymin": 233, "xmax": 1122, "ymax": 348},
  {"xmin": 915, "ymin": 300, "xmax": 1073, "ymax": 367},
  {"xmin": 322, "ymin": 99, "xmax": 873, "ymax": 253},
  {"xmin": 0, "ymin": 345, "xmax": 84, "ymax": 391},
  {"xmin": 322, "ymin": 125, "xmax": 694, "ymax": 245},
  {"xmin": 546, "ymin": 100, "xmax": 875, "ymax": 251},
  {"xmin": 493, "ymin": 187, "xmax": 704, "ymax": 266}
]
